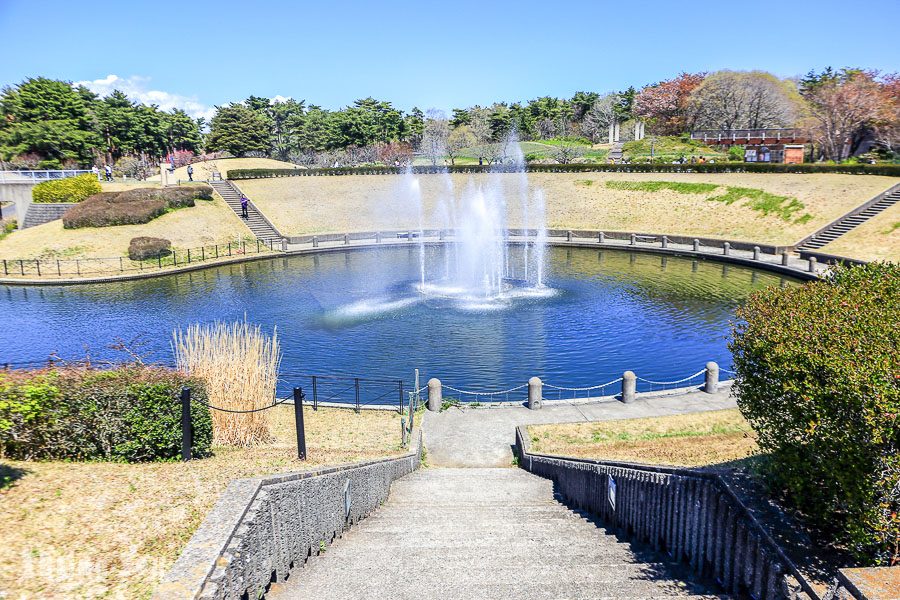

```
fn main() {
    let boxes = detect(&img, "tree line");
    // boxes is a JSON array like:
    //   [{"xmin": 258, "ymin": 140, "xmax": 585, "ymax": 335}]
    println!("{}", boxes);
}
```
[{"xmin": 1, "ymin": 67, "xmax": 897, "ymax": 171}]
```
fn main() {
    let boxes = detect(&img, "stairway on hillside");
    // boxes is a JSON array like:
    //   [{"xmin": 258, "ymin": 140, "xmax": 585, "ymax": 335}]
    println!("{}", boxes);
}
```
[
  {"xmin": 209, "ymin": 180, "xmax": 283, "ymax": 242},
  {"xmin": 798, "ymin": 185, "xmax": 900, "ymax": 251},
  {"xmin": 269, "ymin": 468, "xmax": 726, "ymax": 600},
  {"xmin": 608, "ymin": 142, "xmax": 625, "ymax": 163}
]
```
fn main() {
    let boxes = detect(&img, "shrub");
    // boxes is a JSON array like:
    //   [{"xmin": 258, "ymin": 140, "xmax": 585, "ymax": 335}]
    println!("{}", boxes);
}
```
[
  {"xmin": 128, "ymin": 236, "xmax": 171, "ymax": 260},
  {"xmin": 730, "ymin": 263, "xmax": 900, "ymax": 565},
  {"xmin": 728, "ymin": 145, "xmax": 745, "ymax": 161},
  {"xmin": 32, "ymin": 174, "xmax": 102, "ymax": 203},
  {"xmin": 0, "ymin": 365, "xmax": 212, "ymax": 462},
  {"xmin": 173, "ymin": 321, "xmax": 281, "ymax": 447},
  {"xmin": 62, "ymin": 185, "xmax": 212, "ymax": 228}
]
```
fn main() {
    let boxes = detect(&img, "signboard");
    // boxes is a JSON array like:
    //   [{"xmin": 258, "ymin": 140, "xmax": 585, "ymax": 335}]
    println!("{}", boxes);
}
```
[{"xmin": 608, "ymin": 475, "xmax": 616, "ymax": 511}]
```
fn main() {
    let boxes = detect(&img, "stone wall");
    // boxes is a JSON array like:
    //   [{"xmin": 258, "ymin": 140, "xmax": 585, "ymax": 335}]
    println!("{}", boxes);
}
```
[
  {"xmin": 515, "ymin": 426, "xmax": 816, "ymax": 600},
  {"xmin": 22, "ymin": 202, "xmax": 76, "ymax": 228},
  {"xmin": 154, "ymin": 432, "xmax": 421, "ymax": 600}
]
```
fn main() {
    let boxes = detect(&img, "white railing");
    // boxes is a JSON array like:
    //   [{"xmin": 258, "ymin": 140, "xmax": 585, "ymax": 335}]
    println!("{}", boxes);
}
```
[{"xmin": 0, "ymin": 170, "xmax": 92, "ymax": 184}]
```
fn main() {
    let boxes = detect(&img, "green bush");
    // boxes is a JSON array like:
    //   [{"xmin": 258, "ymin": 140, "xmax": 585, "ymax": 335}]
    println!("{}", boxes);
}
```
[
  {"xmin": 61, "ymin": 185, "xmax": 212, "ymax": 228},
  {"xmin": 227, "ymin": 163, "xmax": 900, "ymax": 179},
  {"xmin": 31, "ymin": 174, "xmax": 102, "ymax": 203},
  {"xmin": 730, "ymin": 263, "xmax": 900, "ymax": 565},
  {"xmin": 0, "ymin": 366, "xmax": 212, "ymax": 462},
  {"xmin": 128, "ymin": 236, "xmax": 171, "ymax": 260},
  {"xmin": 727, "ymin": 145, "xmax": 745, "ymax": 161}
]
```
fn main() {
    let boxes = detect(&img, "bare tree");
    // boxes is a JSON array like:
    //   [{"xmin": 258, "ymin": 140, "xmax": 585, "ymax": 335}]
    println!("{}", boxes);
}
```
[
  {"xmin": 551, "ymin": 118, "xmax": 585, "ymax": 164},
  {"xmin": 581, "ymin": 95, "xmax": 617, "ymax": 142},
  {"xmin": 419, "ymin": 109, "xmax": 449, "ymax": 166},
  {"xmin": 447, "ymin": 125, "xmax": 476, "ymax": 165},
  {"xmin": 690, "ymin": 71, "xmax": 800, "ymax": 130},
  {"xmin": 803, "ymin": 72, "xmax": 883, "ymax": 161}
]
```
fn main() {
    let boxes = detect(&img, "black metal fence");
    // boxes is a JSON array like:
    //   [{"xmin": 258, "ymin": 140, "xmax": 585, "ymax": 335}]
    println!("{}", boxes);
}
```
[
  {"xmin": 279, "ymin": 373, "xmax": 406, "ymax": 412},
  {"xmin": 0, "ymin": 238, "xmax": 280, "ymax": 278}
]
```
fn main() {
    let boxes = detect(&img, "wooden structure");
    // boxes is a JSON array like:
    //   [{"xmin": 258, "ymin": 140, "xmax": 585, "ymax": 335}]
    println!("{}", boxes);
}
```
[{"xmin": 690, "ymin": 129, "xmax": 808, "ymax": 164}]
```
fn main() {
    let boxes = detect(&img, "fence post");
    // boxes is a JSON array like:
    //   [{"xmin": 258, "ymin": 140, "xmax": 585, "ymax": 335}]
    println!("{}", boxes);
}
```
[
  {"xmin": 293, "ymin": 387, "xmax": 307, "ymax": 460},
  {"xmin": 312, "ymin": 375, "xmax": 318, "ymax": 410},
  {"xmin": 567, "ymin": 231, "xmax": 572, "ymax": 242},
  {"xmin": 781, "ymin": 252, "xmax": 789, "ymax": 266},
  {"xmin": 661, "ymin": 236, "xmax": 668, "ymax": 249},
  {"xmin": 598, "ymin": 232, "xmax": 604, "ymax": 244},
  {"xmin": 35, "ymin": 260, "xmax": 41, "ymax": 276},
  {"xmin": 19, "ymin": 260, "xmax": 23, "ymax": 276},
  {"xmin": 3, "ymin": 259, "xmax": 6, "ymax": 276},
  {"xmin": 528, "ymin": 377, "xmax": 543, "ymax": 410},
  {"xmin": 257, "ymin": 239, "xmax": 261, "ymax": 253},
  {"xmin": 427, "ymin": 378, "xmax": 442, "ymax": 411},
  {"xmin": 753, "ymin": 246, "xmax": 760, "ymax": 260},
  {"xmin": 808, "ymin": 256, "xmax": 817, "ymax": 273},
  {"xmin": 398, "ymin": 380, "xmax": 404, "ymax": 413},
  {"xmin": 344, "ymin": 234, "xmax": 350, "ymax": 245},
  {"xmin": 76, "ymin": 260, "xmax": 81, "ymax": 276},
  {"xmin": 401, "ymin": 417, "xmax": 408, "ymax": 446},
  {"xmin": 355, "ymin": 377, "xmax": 360, "ymax": 412},
  {"xmin": 693, "ymin": 239, "xmax": 700, "ymax": 252},
  {"xmin": 313, "ymin": 236, "xmax": 319, "ymax": 248},
  {"xmin": 201, "ymin": 247, "xmax": 205, "ymax": 261},
  {"xmin": 57, "ymin": 260, "xmax": 61, "ymax": 276},
  {"xmin": 181, "ymin": 387, "xmax": 192, "ymax": 461},
  {"xmin": 119, "ymin": 257, "xmax": 123, "ymax": 272},
  {"xmin": 630, "ymin": 233, "xmax": 636, "ymax": 245},
  {"xmin": 621, "ymin": 371, "xmax": 636, "ymax": 403},
  {"xmin": 723, "ymin": 242, "xmax": 730, "ymax": 256},
  {"xmin": 705, "ymin": 362, "xmax": 719, "ymax": 394}
]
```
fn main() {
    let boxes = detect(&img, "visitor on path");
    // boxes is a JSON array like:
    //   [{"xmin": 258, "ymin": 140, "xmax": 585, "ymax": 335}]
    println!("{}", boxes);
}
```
[
  {"xmin": 240, "ymin": 194, "xmax": 249, "ymax": 219},
  {"xmin": 91, "ymin": 165, "xmax": 99, "ymax": 180},
  {"xmin": 104, "ymin": 165, "xmax": 112, "ymax": 181},
  {"xmin": 187, "ymin": 164, "xmax": 194, "ymax": 181}
]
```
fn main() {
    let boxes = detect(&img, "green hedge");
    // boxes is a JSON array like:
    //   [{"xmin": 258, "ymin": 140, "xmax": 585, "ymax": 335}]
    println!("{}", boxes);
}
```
[
  {"xmin": 227, "ymin": 163, "xmax": 900, "ymax": 179},
  {"xmin": 62, "ymin": 185, "xmax": 213, "ymax": 229},
  {"xmin": 0, "ymin": 366, "xmax": 212, "ymax": 462},
  {"xmin": 730, "ymin": 262, "xmax": 899, "ymax": 565},
  {"xmin": 31, "ymin": 174, "xmax": 102, "ymax": 203}
]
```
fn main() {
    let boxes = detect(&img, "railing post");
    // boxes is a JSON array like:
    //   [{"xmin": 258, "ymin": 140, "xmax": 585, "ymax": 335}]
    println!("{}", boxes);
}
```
[
  {"xmin": 398, "ymin": 380, "xmax": 404, "ymax": 413},
  {"xmin": 401, "ymin": 417, "xmax": 408, "ymax": 446},
  {"xmin": 376, "ymin": 231, "xmax": 382, "ymax": 243},
  {"xmin": 344, "ymin": 234, "xmax": 350, "ymax": 245},
  {"xmin": 661, "ymin": 236, "xmax": 668, "ymax": 249},
  {"xmin": 621, "ymin": 371, "xmax": 636, "ymax": 403},
  {"xmin": 630, "ymin": 233, "xmax": 636, "ymax": 245},
  {"xmin": 705, "ymin": 362, "xmax": 719, "ymax": 394},
  {"xmin": 293, "ymin": 387, "xmax": 306, "ymax": 460},
  {"xmin": 312, "ymin": 375, "xmax": 318, "ymax": 410},
  {"xmin": 528, "ymin": 377, "xmax": 542, "ymax": 410},
  {"xmin": 693, "ymin": 239, "xmax": 700, "ymax": 252},
  {"xmin": 808, "ymin": 256, "xmax": 817, "ymax": 273},
  {"xmin": 566, "ymin": 231, "xmax": 572, "ymax": 242},
  {"xmin": 35, "ymin": 260, "xmax": 41, "ymax": 277},
  {"xmin": 181, "ymin": 387, "xmax": 192, "ymax": 461},
  {"xmin": 312, "ymin": 236, "xmax": 319, "ymax": 248},
  {"xmin": 427, "ymin": 378, "xmax": 442, "ymax": 411},
  {"xmin": 355, "ymin": 377, "xmax": 360, "ymax": 412},
  {"xmin": 598, "ymin": 232, "xmax": 604, "ymax": 244},
  {"xmin": 723, "ymin": 242, "xmax": 730, "ymax": 256},
  {"xmin": 781, "ymin": 252, "xmax": 789, "ymax": 266},
  {"xmin": 753, "ymin": 246, "xmax": 760, "ymax": 260}
]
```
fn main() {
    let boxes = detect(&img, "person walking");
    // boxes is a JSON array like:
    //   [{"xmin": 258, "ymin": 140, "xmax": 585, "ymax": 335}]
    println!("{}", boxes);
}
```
[
  {"xmin": 240, "ymin": 194, "xmax": 249, "ymax": 219},
  {"xmin": 187, "ymin": 164, "xmax": 194, "ymax": 181},
  {"xmin": 104, "ymin": 165, "xmax": 113, "ymax": 182}
]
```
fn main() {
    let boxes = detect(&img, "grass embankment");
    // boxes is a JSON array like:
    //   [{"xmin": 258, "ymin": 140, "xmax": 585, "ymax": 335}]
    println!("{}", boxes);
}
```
[
  {"xmin": 821, "ymin": 200, "xmax": 900, "ymax": 262},
  {"xmin": 0, "ymin": 190, "xmax": 254, "ymax": 269},
  {"xmin": 242, "ymin": 172, "xmax": 896, "ymax": 250},
  {"xmin": 0, "ymin": 406, "xmax": 408, "ymax": 599},
  {"xmin": 622, "ymin": 136, "xmax": 729, "ymax": 162},
  {"xmin": 172, "ymin": 157, "xmax": 300, "ymax": 181},
  {"xmin": 528, "ymin": 409, "xmax": 757, "ymax": 467}
]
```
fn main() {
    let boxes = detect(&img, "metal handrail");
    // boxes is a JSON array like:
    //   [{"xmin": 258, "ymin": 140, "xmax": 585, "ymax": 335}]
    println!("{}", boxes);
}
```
[{"xmin": 0, "ymin": 170, "xmax": 92, "ymax": 184}]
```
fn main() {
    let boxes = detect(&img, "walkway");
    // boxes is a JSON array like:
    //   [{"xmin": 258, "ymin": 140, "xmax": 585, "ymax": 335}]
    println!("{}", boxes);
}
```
[
  {"xmin": 268, "ymin": 468, "xmax": 724, "ymax": 600},
  {"xmin": 423, "ymin": 385, "xmax": 736, "ymax": 467}
]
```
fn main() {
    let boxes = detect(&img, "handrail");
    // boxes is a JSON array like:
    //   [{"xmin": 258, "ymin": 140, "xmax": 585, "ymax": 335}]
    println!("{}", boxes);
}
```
[{"xmin": 0, "ymin": 170, "xmax": 92, "ymax": 183}]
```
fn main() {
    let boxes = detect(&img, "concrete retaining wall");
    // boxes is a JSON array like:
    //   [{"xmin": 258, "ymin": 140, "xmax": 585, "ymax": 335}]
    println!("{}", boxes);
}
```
[
  {"xmin": 154, "ymin": 432, "xmax": 421, "ymax": 600},
  {"xmin": 22, "ymin": 202, "xmax": 76, "ymax": 228},
  {"xmin": 515, "ymin": 426, "xmax": 816, "ymax": 600}
]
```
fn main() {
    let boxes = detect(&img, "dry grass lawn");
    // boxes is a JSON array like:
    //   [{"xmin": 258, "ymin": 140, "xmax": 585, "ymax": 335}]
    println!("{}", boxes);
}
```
[
  {"xmin": 820, "ymin": 200, "xmax": 900, "ymax": 261},
  {"xmin": 0, "ymin": 406, "xmax": 408, "ymax": 599},
  {"xmin": 528, "ymin": 409, "xmax": 758, "ymax": 467},
  {"xmin": 172, "ymin": 157, "xmax": 300, "ymax": 182},
  {"xmin": 0, "ymin": 192, "xmax": 253, "ymax": 264},
  {"xmin": 240, "ymin": 172, "xmax": 896, "ymax": 246}
]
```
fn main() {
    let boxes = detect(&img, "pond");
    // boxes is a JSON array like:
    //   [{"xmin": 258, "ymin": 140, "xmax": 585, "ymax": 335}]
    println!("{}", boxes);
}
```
[{"xmin": 1, "ymin": 246, "xmax": 797, "ymax": 399}]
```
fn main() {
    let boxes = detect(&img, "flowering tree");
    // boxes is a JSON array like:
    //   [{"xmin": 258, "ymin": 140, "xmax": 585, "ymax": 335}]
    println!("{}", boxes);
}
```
[{"xmin": 634, "ymin": 73, "xmax": 705, "ymax": 135}]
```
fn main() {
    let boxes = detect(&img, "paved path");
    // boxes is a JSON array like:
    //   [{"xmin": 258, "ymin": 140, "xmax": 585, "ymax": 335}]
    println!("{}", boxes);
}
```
[
  {"xmin": 268, "ymin": 468, "xmax": 724, "ymax": 600},
  {"xmin": 422, "ymin": 385, "xmax": 736, "ymax": 467}
]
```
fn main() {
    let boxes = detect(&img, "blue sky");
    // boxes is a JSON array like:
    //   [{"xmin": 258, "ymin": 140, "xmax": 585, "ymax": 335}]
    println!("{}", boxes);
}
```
[{"xmin": 1, "ymin": 0, "xmax": 898, "ymax": 118}]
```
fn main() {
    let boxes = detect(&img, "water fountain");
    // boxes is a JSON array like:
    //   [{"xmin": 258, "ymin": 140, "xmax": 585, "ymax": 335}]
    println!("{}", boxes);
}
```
[{"xmin": 412, "ymin": 130, "xmax": 552, "ymax": 309}]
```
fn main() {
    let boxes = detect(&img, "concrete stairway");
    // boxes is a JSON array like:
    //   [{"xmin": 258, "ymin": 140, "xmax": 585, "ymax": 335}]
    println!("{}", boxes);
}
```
[
  {"xmin": 608, "ymin": 142, "xmax": 625, "ymax": 163},
  {"xmin": 798, "ymin": 185, "xmax": 900, "ymax": 251},
  {"xmin": 21, "ymin": 202, "xmax": 76, "ymax": 228},
  {"xmin": 269, "ymin": 468, "xmax": 726, "ymax": 600},
  {"xmin": 208, "ymin": 180, "xmax": 282, "ymax": 242}
]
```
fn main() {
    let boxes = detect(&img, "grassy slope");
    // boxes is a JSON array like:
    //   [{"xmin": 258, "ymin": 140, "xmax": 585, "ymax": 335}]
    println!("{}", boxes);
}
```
[
  {"xmin": 0, "ymin": 191, "xmax": 252, "ymax": 262},
  {"xmin": 623, "ymin": 136, "xmax": 729, "ymax": 161},
  {"xmin": 241, "ymin": 172, "xmax": 896, "ymax": 248},
  {"xmin": 0, "ymin": 406, "xmax": 407, "ymax": 599},
  {"xmin": 172, "ymin": 157, "xmax": 300, "ymax": 181},
  {"xmin": 528, "ymin": 408, "xmax": 757, "ymax": 467},
  {"xmin": 820, "ymin": 200, "xmax": 900, "ymax": 262}
]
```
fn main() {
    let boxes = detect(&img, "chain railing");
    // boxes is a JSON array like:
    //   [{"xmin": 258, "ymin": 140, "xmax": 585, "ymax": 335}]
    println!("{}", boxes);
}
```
[
  {"xmin": 542, "ymin": 377, "xmax": 624, "ymax": 400},
  {"xmin": 0, "ymin": 238, "xmax": 280, "ymax": 279}
]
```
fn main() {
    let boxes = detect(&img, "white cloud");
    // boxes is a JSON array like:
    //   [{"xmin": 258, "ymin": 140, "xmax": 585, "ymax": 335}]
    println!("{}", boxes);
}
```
[
  {"xmin": 271, "ymin": 95, "xmax": 292, "ymax": 104},
  {"xmin": 75, "ymin": 74, "xmax": 216, "ymax": 121}
]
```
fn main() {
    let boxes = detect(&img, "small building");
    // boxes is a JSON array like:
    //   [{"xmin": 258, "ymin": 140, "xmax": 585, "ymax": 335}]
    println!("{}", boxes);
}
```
[{"xmin": 690, "ymin": 129, "xmax": 809, "ymax": 164}]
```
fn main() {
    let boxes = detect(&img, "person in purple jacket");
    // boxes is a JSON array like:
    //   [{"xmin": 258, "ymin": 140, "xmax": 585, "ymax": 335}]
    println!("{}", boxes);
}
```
[{"xmin": 240, "ymin": 194, "xmax": 249, "ymax": 219}]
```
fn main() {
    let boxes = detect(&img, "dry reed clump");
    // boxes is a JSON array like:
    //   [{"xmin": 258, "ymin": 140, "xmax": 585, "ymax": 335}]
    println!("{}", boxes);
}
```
[{"xmin": 173, "ymin": 321, "xmax": 281, "ymax": 446}]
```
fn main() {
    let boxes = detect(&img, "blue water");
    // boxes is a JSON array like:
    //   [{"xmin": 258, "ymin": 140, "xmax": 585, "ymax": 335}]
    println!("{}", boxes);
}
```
[{"xmin": 1, "ymin": 246, "xmax": 795, "ymax": 399}]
